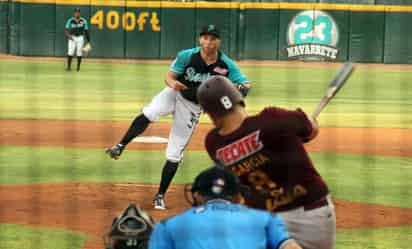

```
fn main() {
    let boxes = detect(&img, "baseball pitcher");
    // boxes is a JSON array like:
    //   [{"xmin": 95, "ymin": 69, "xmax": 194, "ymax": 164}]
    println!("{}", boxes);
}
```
[
  {"xmin": 197, "ymin": 76, "xmax": 336, "ymax": 249},
  {"xmin": 65, "ymin": 8, "xmax": 90, "ymax": 71},
  {"xmin": 149, "ymin": 166, "xmax": 302, "ymax": 249},
  {"xmin": 106, "ymin": 25, "xmax": 251, "ymax": 210}
]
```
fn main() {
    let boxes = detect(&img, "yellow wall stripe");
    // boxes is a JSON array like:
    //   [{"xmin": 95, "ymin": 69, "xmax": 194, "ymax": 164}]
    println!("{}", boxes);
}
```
[
  {"xmin": 349, "ymin": 4, "xmax": 385, "ymax": 12},
  {"xmin": 199, "ymin": 1, "xmax": 239, "ymax": 9},
  {"xmin": 240, "ymin": 3, "xmax": 279, "ymax": 10},
  {"xmin": 385, "ymin": 5, "xmax": 412, "ymax": 12},
  {"xmin": 10, "ymin": 0, "xmax": 412, "ymax": 12}
]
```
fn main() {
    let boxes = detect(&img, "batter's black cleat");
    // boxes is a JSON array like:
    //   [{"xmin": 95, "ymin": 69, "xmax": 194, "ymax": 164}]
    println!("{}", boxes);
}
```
[
  {"xmin": 153, "ymin": 193, "xmax": 166, "ymax": 210},
  {"xmin": 105, "ymin": 143, "xmax": 125, "ymax": 160},
  {"xmin": 66, "ymin": 67, "xmax": 71, "ymax": 71}
]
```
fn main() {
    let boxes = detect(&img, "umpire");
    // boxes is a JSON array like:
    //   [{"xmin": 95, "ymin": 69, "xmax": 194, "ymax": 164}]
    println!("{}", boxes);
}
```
[
  {"xmin": 149, "ymin": 166, "xmax": 302, "ymax": 249},
  {"xmin": 64, "ymin": 8, "xmax": 90, "ymax": 71}
]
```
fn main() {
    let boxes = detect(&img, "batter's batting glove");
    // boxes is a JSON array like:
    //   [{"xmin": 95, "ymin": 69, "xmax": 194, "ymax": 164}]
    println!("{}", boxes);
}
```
[{"xmin": 105, "ymin": 143, "xmax": 125, "ymax": 160}]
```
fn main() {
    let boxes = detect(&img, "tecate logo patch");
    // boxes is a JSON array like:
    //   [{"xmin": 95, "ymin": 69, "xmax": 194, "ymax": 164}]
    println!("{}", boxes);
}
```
[{"xmin": 216, "ymin": 130, "xmax": 263, "ymax": 165}]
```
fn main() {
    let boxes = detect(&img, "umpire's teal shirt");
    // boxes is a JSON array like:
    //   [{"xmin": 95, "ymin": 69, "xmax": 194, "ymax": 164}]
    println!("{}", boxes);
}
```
[{"xmin": 149, "ymin": 199, "xmax": 292, "ymax": 249}]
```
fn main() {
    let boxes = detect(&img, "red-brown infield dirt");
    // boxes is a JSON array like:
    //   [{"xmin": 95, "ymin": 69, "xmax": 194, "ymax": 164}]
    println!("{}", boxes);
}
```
[{"xmin": 1, "ymin": 119, "xmax": 412, "ymax": 248}]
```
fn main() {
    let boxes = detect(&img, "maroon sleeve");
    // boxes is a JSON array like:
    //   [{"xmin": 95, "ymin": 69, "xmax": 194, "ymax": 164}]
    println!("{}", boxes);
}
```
[
  {"xmin": 205, "ymin": 131, "xmax": 220, "ymax": 164},
  {"xmin": 261, "ymin": 107, "xmax": 313, "ymax": 138}
]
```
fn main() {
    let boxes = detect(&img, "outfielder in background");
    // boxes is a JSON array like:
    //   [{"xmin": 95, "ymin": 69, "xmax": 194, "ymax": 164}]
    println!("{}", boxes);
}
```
[
  {"xmin": 149, "ymin": 166, "xmax": 303, "ymax": 249},
  {"xmin": 197, "ymin": 76, "xmax": 336, "ymax": 249},
  {"xmin": 106, "ymin": 25, "xmax": 251, "ymax": 210},
  {"xmin": 64, "ymin": 8, "xmax": 90, "ymax": 71}
]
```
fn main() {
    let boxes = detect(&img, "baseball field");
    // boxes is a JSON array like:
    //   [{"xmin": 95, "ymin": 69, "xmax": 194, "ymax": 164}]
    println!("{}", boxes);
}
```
[{"xmin": 0, "ymin": 55, "xmax": 411, "ymax": 249}]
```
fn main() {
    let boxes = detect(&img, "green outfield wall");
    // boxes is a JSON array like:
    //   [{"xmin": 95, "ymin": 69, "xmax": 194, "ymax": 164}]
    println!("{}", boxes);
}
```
[
  {"xmin": 0, "ymin": 0, "xmax": 8, "ymax": 53},
  {"xmin": 2, "ymin": 0, "xmax": 412, "ymax": 63}
]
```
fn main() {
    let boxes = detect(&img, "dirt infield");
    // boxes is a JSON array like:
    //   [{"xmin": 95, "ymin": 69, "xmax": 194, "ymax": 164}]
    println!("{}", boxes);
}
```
[
  {"xmin": 1, "ymin": 119, "xmax": 411, "ymax": 157},
  {"xmin": 1, "ymin": 183, "xmax": 412, "ymax": 249}
]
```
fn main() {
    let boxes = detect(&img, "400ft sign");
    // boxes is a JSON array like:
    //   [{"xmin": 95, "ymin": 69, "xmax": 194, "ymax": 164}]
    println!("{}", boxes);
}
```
[
  {"xmin": 285, "ymin": 10, "xmax": 339, "ymax": 60},
  {"xmin": 90, "ymin": 10, "xmax": 161, "ymax": 32}
]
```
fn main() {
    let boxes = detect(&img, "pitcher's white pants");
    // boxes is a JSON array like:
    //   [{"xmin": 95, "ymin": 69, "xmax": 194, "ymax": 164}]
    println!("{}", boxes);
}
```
[{"xmin": 142, "ymin": 87, "xmax": 201, "ymax": 162}]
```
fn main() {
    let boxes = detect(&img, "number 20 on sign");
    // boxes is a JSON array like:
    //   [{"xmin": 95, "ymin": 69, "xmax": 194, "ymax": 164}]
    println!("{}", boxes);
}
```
[{"xmin": 91, "ymin": 10, "xmax": 161, "ymax": 31}]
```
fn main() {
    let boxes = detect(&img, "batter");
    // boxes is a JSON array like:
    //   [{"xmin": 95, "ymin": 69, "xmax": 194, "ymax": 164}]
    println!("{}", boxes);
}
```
[
  {"xmin": 197, "ymin": 76, "xmax": 336, "ymax": 249},
  {"xmin": 106, "ymin": 25, "xmax": 251, "ymax": 210}
]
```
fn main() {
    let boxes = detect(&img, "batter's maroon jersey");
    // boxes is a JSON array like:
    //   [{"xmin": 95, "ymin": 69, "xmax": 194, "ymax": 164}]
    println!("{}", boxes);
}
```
[{"xmin": 205, "ymin": 107, "xmax": 329, "ymax": 212}]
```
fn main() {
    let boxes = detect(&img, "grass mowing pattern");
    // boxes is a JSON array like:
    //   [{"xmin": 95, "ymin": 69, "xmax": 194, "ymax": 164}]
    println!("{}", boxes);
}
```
[
  {"xmin": 1, "ymin": 145, "xmax": 411, "ymax": 208},
  {"xmin": 0, "ymin": 60, "xmax": 411, "ymax": 127}
]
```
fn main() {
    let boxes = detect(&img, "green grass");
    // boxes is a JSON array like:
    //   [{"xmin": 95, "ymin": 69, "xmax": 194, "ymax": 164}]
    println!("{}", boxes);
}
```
[
  {"xmin": 1, "ymin": 145, "xmax": 411, "ymax": 208},
  {"xmin": 312, "ymin": 153, "xmax": 412, "ymax": 208},
  {"xmin": 0, "ymin": 145, "xmax": 214, "ymax": 185},
  {"xmin": 1, "ymin": 59, "xmax": 411, "ymax": 127},
  {"xmin": 336, "ymin": 226, "xmax": 412, "ymax": 249},
  {"xmin": 0, "ymin": 223, "xmax": 85, "ymax": 249}
]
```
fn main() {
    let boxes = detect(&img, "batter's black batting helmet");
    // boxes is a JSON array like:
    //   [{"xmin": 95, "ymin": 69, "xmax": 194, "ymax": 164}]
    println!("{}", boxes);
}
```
[
  {"xmin": 103, "ymin": 204, "xmax": 155, "ymax": 249},
  {"xmin": 197, "ymin": 76, "xmax": 245, "ymax": 116}
]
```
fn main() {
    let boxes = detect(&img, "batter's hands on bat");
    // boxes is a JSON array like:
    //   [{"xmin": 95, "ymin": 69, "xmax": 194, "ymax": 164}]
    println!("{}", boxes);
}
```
[
  {"xmin": 105, "ymin": 143, "xmax": 125, "ymax": 160},
  {"xmin": 307, "ymin": 115, "xmax": 319, "ymax": 141}
]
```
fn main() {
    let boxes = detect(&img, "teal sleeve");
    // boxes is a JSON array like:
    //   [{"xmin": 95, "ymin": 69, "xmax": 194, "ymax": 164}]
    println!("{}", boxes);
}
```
[
  {"xmin": 169, "ymin": 48, "xmax": 198, "ymax": 74},
  {"xmin": 267, "ymin": 214, "xmax": 291, "ymax": 249},
  {"xmin": 149, "ymin": 223, "xmax": 174, "ymax": 249},
  {"xmin": 222, "ymin": 54, "xmax": 249, "ymax": 84},
  {"xmin": 65, "ymin": 18, "xmax": 72, "ymax": 29},
  {"xmin": 82, "ymin": 18, "xmax": 89, "ymax": 30}
]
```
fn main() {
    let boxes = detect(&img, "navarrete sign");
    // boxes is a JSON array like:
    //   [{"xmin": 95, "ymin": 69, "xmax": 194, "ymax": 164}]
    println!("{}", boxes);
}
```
[{"xmin": 285, "ymin": 10, "xmax": 339, "ymax": 60}]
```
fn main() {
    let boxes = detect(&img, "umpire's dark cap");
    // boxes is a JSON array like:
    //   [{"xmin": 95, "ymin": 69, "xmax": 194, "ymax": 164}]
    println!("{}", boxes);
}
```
[
  {"xmin": 74, "ymin": 7, "xmax": 81, "ymax": 12},
  {"xmin": 191, "ymin": 166, "xmax": 240, "ymax": 199},
  {"xmin": 197, "ymin": 75, "xmax": 245, "ymax": 116},
  {"xmin": 200, "ymin": 24, "xmax": 220, "ymax": 38}
]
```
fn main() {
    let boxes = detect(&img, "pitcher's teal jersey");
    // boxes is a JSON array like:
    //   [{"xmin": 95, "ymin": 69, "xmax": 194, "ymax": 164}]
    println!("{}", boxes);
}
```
[
  {"xmin": 149, "ymin": 200, "xmax": 292, "ymax": 249},
  {"xmin": 170, "ymin": 47, "xmax": 249, "ymax": 103}
]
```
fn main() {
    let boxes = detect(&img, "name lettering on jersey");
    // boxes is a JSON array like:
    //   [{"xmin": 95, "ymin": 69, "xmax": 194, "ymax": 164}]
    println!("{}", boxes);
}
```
[
  {"xmin": 71, "ymin": 23, "xmax": 85, "ymax": 28},
  {"xmin": 184, "ymin": 67, "xmax": 212, "ymax": 83},
  {"xmin": 216, "ymin": 130, "xmax": 264, "ymax": 165},
  {"xmin": 230, "ymin": 153, "xmax": 270, "ymax": 176},
  {"xmin": 265, "ymin": 185, "xmax": 307, "ymax": 211}
]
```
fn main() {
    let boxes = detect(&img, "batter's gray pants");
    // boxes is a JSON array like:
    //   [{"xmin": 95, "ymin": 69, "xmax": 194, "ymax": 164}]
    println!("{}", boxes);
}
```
[{"xmin": 277, "ymin": 195, "xmax": 336, "ymax": 249}]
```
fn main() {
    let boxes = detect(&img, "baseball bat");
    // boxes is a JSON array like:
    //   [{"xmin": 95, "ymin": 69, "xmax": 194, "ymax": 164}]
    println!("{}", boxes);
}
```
[{"xmin": 311, "ymin": 62, "xmax": 355, "ymax": 119}]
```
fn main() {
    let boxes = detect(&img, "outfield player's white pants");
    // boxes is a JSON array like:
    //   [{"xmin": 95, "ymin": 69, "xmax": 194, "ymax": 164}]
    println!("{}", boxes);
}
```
[
  {"xmin": 277, "ymin": 195, "xmax": 336, "ymax": 249},
  {"xmin": 67, "ymin": 35, "xmax": 84, "ymax": 56},
  {"xmin": 142, "ymin": 87, "xmax": 201, "ymax": 162}
]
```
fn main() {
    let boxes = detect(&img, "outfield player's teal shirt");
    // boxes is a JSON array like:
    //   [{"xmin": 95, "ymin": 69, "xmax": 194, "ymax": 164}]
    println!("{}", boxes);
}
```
[
  {"xmin": 149, "ymin": 200, "xmax": 292, "ymax": 249},
  {"xmin": 65, "ymin": 17, "xmax": 89, "ymax": 36}
]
